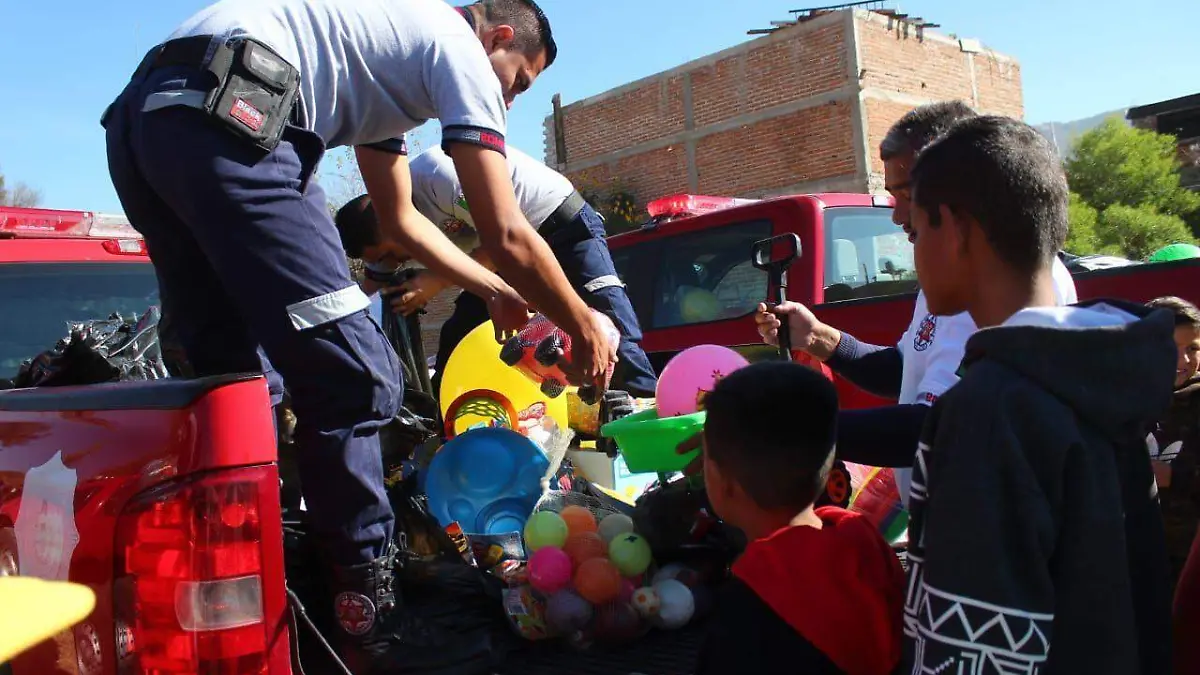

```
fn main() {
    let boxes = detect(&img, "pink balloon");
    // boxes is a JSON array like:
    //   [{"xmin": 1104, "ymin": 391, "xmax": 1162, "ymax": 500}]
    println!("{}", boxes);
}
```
[
  {"xmin": 528, "ymin": 546, "xmax": 573, "ymax": 595},
  {"xmin": 655, "ymin": 345, "xmax": 750, "ymax": 417}
]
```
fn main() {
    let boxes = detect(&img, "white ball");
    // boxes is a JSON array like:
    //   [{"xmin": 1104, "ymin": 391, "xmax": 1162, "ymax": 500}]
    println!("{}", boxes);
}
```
[
  {"xmin": 597, "ymin": 513, "xmax": 636, "ymax": 544},
  {"xmin": 630, "ymin": 586, "xmax": 661, "ymax": 619},
  {"xmin": 651, "ymin": 579, "xmax": 694, "ymax": 630},
  {"xmin": 652, "ymin": 563, "xmax": 688, "ymax": 585}
]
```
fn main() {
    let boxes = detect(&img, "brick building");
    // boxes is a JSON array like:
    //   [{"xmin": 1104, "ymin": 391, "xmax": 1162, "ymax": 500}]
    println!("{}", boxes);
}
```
[
  {"xmin": 543, "ymin": 8, "xmax": 1023, "ymax": 202},
  {"xmin": 417, "ymin": 7, "xmax": 1024, "ymax": 361}
]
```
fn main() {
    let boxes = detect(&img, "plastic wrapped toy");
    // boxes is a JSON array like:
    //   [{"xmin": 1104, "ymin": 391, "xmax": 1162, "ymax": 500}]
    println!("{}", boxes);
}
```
[{"xmin": 499, "ymin": 310, "xmax": 621, "ymax": 403}]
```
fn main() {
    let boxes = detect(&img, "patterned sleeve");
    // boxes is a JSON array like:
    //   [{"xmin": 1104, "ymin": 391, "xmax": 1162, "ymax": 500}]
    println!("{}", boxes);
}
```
[{"xmin": 905, "ymin": 399, "xmax": 1057, "ymax": 672}]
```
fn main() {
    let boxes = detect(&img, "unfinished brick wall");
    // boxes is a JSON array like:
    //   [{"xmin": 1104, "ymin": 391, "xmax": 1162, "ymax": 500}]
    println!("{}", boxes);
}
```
[
  {"xmin": 545, "ymin": 9, "xmax": 1024, "ymax": 205},
  {"xmin": 855, "ymin": 12, "xmax": 1023, "ymax": 183}
]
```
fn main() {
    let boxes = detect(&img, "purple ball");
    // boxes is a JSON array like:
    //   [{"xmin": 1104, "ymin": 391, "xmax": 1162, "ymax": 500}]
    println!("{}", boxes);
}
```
[{"xmin": 545, "ymin": 589, "xmax": 593, "ymax": 633}]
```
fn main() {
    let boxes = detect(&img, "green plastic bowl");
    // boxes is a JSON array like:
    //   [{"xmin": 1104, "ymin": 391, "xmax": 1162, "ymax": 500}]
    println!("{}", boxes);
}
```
[{"xmin": 600, "ymin": 408, "xmax": 706, "ymax": 474}]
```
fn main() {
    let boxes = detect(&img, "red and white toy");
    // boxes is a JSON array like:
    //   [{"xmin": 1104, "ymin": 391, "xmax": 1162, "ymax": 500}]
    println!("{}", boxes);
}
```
[{"xmin": 499, "ymin": 310, "xmax": 620, "ymax": 403}]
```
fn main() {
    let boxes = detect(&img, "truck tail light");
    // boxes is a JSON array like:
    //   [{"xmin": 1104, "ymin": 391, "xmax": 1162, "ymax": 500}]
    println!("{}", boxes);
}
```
[
  {"xmin": 114, "ymin": 466, "xmax": 290, "ymax": 675},
  {"xmin": 102, "ymin": 239, "xmax": 149, "ymax": 256},
  {"xmin": 646, "ymin": 194, "xmax": 759, "ymax": 220}
]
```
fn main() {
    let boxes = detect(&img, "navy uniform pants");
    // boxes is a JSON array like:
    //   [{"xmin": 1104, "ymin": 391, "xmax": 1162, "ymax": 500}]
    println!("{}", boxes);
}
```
[
  {"xmin": 431, "ymin": 202, "xmax": 658, "ymax": 399},
  {"xmin": 104, "ymin": 63, "xmax": 402, "ymax": 567}
]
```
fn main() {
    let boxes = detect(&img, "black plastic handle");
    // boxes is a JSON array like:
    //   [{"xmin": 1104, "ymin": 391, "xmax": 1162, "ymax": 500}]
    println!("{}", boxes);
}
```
[{"xmin": 752, "ymin": 234, "xmax": 802, "ymax": 361}]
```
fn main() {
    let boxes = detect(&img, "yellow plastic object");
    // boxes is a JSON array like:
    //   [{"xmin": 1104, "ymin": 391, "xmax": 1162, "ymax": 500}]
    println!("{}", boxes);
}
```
[
  {"xmin": 601, "ymin": 408, "xmax": 707, "ymax": 474},
  {"xmin": 0, "ymin": 577, "xmax": 96, "ymax": 663},
  {"xmin": 439, "ymin": 320, "xmax": 569, "ymax": 433}
]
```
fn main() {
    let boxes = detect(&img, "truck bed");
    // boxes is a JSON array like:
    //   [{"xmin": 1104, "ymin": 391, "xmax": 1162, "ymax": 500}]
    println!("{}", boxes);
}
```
[{"xmin": 496, "ymin": 623, "xmax": 706, "ymax": 675}]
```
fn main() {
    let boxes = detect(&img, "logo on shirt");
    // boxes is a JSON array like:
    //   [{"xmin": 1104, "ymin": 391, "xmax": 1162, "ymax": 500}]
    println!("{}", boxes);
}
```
[
  {"xmin": 913, "ymin": 314, "xmax": 937, "ymax": 352},
  {"xmin": 440, "ymin": 217, "xmax": 476, "ymax": 241}
]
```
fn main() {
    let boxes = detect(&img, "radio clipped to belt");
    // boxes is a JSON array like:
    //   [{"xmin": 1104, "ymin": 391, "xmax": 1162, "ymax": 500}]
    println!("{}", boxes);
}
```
[{"xmin": 202, "ymin": 38, "xmax": 301, "ymax": 152}]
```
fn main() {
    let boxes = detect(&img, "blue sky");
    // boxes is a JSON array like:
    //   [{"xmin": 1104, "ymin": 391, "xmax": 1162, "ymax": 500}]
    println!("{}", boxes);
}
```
[{"xmin": 0, "ymin": 0, "xmax": 1193, "ymax": 213}]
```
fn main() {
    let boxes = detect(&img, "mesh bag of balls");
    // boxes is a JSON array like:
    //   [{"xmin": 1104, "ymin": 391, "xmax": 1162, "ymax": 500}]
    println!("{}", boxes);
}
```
[{"xmin": 499, "ymin": 493, "xmax": 711, "ymax": 646}]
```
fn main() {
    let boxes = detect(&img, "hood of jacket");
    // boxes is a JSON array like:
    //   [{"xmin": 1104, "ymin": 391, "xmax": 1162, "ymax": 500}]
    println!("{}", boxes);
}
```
[{"xmin": 961, "ymin": 299, "xmax": 1177, "ymax": 439}]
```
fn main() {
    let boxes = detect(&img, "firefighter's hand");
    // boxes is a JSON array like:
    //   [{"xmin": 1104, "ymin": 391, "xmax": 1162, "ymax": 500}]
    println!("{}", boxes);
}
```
[
  {"xmin": 485, "ymin": 285, "xmax": 533, "ymax": 342},
  {"xmin": 383, "ymin": 270, "xmax": 449, "ymax": 316},
  {"xmin": 755, "ymin": 301, "xmax": 841, "ymax": 361},
  {"xmin": 559, "ymin": 314, "xmax": 619, "ymax": 394},
  {"xmin": 676, "ymin": 432, "xmax": 703, "ymax": 477}
]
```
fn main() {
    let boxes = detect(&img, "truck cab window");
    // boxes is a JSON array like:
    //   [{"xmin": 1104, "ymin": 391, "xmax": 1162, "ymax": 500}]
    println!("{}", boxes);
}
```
[
  {"xmin": 0, "ymin": 263, "xmax": 161, "ymax": 380},
  {"xmin": 822, "ymin": 207, "xmax": 917, "ymax": 303},
  {"xmin": 647, "ymin": 219, "xmax": 772, "ymax": 329}
]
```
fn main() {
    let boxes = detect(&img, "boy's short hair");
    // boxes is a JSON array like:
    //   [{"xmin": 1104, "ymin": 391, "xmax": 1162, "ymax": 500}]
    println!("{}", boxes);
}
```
[
  {"xmin": 471, "ymin": 0, "xmax": 557, "ymax": 66},
  {"xmin": 1147, "ymin": 296, "xmax": 1200, "ymax": 328},
  {"xmin": 702, "ymin": 361, "xmax": 838, "ymax": 512},
  {"xmin": 879, "ymin": 100, "xmax": 977, "ymax": 160},
  {"xmin": 335, "ymin": 194, "xmax": 380, "ymax": 259},
  {"xmin": 911, "ymin": 115, "xmax": 1069, "ymax": 276}
]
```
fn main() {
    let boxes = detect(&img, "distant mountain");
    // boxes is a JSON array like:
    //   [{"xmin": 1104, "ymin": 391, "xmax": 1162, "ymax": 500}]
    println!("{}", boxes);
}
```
[{"xmin": 1034, "ymin": 109, "xmax": 1128, "ymax": 159}]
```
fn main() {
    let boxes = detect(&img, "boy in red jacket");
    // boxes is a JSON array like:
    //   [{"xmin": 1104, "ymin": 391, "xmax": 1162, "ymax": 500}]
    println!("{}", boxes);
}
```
[{"xmin": 693, "ymin": 361, "xmax": 904, "ymax": 675}]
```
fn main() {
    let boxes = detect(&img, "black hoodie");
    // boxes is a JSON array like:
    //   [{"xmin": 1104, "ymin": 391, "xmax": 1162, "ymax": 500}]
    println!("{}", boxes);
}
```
[
  {"xmin": 902, "ymin": 300, "xmax": 1175, "ymax": 675},
  {"xmin": 1150, "ymin": 375, "xmax": 1200, "ymax": 586}
]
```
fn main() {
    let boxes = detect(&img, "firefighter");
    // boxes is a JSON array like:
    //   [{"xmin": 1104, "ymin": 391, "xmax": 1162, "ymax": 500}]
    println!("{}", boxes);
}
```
[
  {"xmin": 102, "ymin": 0, "xmax": 614, "ymax": 669},
  {"xmin": 335, "ymin": 144, "xmax": 658, "ymax": 398}
]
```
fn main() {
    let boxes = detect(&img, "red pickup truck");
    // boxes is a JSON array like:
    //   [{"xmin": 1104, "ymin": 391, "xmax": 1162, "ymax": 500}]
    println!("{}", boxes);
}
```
[
  {"xmin": 606, "ymin": 193, "xmax": 1200, "ymax": 409},
  {"xmin": 2, "ymin": 199, "xmax": 1199, "ymax": 675}
]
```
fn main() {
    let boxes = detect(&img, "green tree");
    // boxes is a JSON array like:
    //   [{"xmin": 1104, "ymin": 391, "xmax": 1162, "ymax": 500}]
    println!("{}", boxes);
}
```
[
  {"xmin": 1095, "ymin": 204, "xmax": 1195, "ymax": 260},
  {"xmin": 1066, "ymin": 117, "xmax": 1200, "ymax": 220},
  {"xmin": 1065, "ymin": 191, "xmax": 1104, "ymax": 255},
  {"xmin": 0, "ymin": 168, "xmax": 42, "ymax": 207}
]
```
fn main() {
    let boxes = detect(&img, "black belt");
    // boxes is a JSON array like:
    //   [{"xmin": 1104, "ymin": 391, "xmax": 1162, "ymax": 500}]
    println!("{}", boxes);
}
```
[
  {"xmin": 539, "ymin": 190, "xmax": 587, "ymax": 234},
  {"xmin": 132, "ymin": 35, "xmax": 305, "ymax": 127},
  {"xmin": 134, "ymin": 35, "xmax": 219, "ymax": 78}
]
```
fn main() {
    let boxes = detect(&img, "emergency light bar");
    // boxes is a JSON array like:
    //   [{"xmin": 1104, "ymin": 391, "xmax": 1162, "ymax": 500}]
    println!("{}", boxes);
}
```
[
  {"xmin": 0, "ymin": 206, "xmax": 142, "ymax": 240},
  {"xmin": 646, "ymin": 194, "xmax": 759, "ymax": 220}
]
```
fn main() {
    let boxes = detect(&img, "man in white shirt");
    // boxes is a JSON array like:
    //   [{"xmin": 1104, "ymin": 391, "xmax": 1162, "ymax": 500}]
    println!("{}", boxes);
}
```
[
  {"xmin": 102, "ymin": 0, "xmax": 610, "ymax": 664},
  {"xmin": 337, "ymin": 145, "xmax": 658, "ymax": 397},
  {"xmin": 756, "ymin": 102, "xmax": 1078, "ymax": 506}
]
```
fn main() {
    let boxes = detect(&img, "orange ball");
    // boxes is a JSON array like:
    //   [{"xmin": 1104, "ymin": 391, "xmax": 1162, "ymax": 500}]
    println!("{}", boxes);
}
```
[
  {"xmin": 574, "ymin": 558, "xmax": 622, "ymax": 605},
  {"xmin": 559, "ymin": 506, "xmax": 598, "ymax": 535},
  {"xmin": 563, "ymin": 531, "xmax": 607, "ymax": 568}
]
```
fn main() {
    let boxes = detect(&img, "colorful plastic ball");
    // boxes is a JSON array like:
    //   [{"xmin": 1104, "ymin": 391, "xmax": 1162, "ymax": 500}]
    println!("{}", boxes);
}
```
[
  {"xmin": 618, "ymin": 578, "xmax": 637, "ymax": 604},
  {"xmin": 607, "ymin": 533, "xmax": 652, "ymax": 577},
  {"xmin": 574, "ymin": 558, "xmax": 622, "ymax": 605},
  {"xmin": 593, "ymin": 602, "xmax": 642, "ymax": 644},
  {"xmin": 630, "ymin": 586, "xmax": 661, "ymax": 619},
  {"xmin": 527, "ymin": 546, "xmax": 573, "ymax": 595},
  {"xmin": 651, "ymin": 579, "xmax": 695, "ymax": 629},
  {"xmin": 563, "ymin": 531, "xmax": 607, "ymax": 569},
  {"xmin": 597, "ymin": 513, "xmax": 635, "ymax": 544},
  {"xmin": 652, "ymin": 563, "xmax": 701, "ymax": 588},
  {"xmin": 559, "ymin": 505, "xmax": 598, "ymax": 535},
  {"xmin": 524, "ymin": 511, "xmax": 569, "ymax": 552},
  {"xmin": 655, "ymin": 345, "xmax": 750, "ymax": 418},
  {"xmin": 545, "ymin": 589, "xmax": 593, "ymax": 633}
]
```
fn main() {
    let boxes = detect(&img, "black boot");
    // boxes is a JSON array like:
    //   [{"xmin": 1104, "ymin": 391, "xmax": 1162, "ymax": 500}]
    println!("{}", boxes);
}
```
[
  {"xmin": 330, "ymin": 541, "xmax": 400, "ymax": 646},
  {"xmin": 330, "ymin": 543, "xmax": 509, "ymax": 675}
]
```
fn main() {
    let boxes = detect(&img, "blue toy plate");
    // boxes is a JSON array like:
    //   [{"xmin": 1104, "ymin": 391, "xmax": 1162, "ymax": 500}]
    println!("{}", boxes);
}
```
[{"xmin": 423, "ymin": 427, "xmax": 550, "ymax": 534}]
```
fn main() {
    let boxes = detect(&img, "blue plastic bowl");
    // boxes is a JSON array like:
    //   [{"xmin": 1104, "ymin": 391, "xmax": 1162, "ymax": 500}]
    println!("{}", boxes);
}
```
[{"xmin": 423, "ymin": 427, "xmax": 550, "ymax": 534}]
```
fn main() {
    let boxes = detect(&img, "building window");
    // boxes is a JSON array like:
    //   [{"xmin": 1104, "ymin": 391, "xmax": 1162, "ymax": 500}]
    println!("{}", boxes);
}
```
[{"xmin": 822, "ymin": 207, "xmax": 917, "ymax": 303}]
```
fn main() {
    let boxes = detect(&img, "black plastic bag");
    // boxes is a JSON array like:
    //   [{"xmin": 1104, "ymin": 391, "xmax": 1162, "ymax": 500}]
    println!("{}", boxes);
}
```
[{"xmin": 14, "ymin": 307, "xmax": 169, "ymax": 388}]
